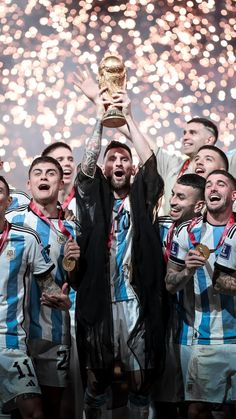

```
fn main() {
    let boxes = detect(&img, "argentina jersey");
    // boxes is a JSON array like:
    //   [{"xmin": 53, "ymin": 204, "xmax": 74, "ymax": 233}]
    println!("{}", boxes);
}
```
[
  {"xmin": 170, "ymin": 217, "xmax": 236, "ymax": 345},
  {"xmin": 6, "ymin": 206, "xmax": 76, "ymax": 345},
  {"xmin": 215, "ymin": 223, "xmax": 236, "ymax": 273},
  {"xmin": 9, "ymin": 189, "xmax": 31, "ymax": 210},
  {"xmin": 110, "ymin": 196, "xmax": 136, "ymax": 302},
  {"xmin": 0, "ymin": 223, "xmax": 54, "ymax": 350},
  {"xmin": 158, "ymin": 215, "xmax": 174, "ymax": 253}
]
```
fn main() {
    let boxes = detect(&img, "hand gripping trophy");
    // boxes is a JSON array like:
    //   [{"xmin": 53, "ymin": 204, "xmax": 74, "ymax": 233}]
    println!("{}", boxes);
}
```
[{"xmin": 98, "ymin": 53, "xmax": 127, "ymax": 128}]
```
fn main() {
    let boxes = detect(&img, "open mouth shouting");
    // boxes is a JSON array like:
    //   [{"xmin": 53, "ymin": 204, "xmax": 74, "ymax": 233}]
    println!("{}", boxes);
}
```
[
  {"xmin": 63, "ymin": 168, "xmax": 73, "ymax": 177},
  {"xmin": 209, "ymin": 193, "xmax": 221, "ymax": 203},
  {"xmin": 113, "ymin": 170, "xmax": 125, "ymax": 180},
  {"xmin": 38, "ymin": 184, "xmax": 50, "ymax": 191},
  {"xmin": 195, "ymin": 166, "xmax": 205, "ymax": 175}
]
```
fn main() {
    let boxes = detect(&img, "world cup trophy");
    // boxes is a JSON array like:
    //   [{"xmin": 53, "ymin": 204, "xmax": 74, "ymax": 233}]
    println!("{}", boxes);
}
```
[{"xmin": 98, "ymin": 53, "xmax": 127, "ymax": 128}]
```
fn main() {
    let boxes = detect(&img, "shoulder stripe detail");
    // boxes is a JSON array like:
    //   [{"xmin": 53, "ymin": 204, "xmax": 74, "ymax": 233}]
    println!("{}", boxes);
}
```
[
  {"xmin": 6, "ymin": 204, "xmax": 28, "ymax": 215},
  {"xmin": 10, "ymin": 189, "xmax": 31, "ymax": 199},
  {"xmin": 227, "ymin": 224, "xmax": 236, "ymax": 240},
  {"xmin": 10, "ymin": 223, "xmax": 41, "ymax": 243},
  {"xmin": 175, "ymin": 216, "xmax": 203, "ymax": 236}
]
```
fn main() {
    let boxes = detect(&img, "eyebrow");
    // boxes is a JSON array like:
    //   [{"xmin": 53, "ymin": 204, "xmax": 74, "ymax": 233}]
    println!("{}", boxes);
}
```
[{"xmin": 32, "ymin": 168, "xmax": 57, "ymax": 173}]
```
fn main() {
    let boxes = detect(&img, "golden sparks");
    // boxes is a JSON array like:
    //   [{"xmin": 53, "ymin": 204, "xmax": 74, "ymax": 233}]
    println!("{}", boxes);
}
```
[{"xmin": 0, "ymin": 0, "xmax": 236, "ymax": 186}]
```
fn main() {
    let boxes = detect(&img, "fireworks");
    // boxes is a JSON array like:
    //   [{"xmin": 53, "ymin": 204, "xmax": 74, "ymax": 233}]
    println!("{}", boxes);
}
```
[{"xmin": 0, "ymin": 0, "xmax": 236, "ymax": 186}]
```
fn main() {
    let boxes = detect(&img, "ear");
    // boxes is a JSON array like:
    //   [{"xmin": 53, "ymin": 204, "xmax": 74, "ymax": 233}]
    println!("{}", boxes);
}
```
[
  {"xmin": 131, "ymin": 164, "xmax": 136, "ymax": 176},
  {"xmin": 205, "ymin": 135, "xmax": 215, "ymax": 146},
  {"xmin": 6, "ymin": 195, "xmax": 12, "ymax": 209},
  {"xmin": 27, "ymin": 179, "xmax": 31, "ymax": 192},
  {"xmin": 194, "ymin": 200, "xmax": 205, "ymax": 214},
  {"xmin": 232, "ymin": 190, "xmax": 236, "ymax": 202},
  {"xmin": 59, "ymin": 179, "xmax": 64, "ymax": 191},
  {"xmin": 101, "ymin": 164, "xmax": 105, "ymax": 176}
]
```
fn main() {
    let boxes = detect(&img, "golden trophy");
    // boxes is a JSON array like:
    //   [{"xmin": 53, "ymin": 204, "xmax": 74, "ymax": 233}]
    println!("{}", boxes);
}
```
[{"xmin": 98, "ymin": 53, "xmax": 127, "ymax": 128}]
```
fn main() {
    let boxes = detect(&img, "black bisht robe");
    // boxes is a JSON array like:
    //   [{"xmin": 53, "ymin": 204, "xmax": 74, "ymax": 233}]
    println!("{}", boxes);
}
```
[{"xmin": 73, "ymin": 153, "xmax": 167, "ymax": 387}]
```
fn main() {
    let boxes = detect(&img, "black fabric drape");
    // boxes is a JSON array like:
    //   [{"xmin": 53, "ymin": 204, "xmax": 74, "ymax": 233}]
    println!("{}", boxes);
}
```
[{"xmin": 72, "ymin": 153, "xmax": 167, "ymax": 387}]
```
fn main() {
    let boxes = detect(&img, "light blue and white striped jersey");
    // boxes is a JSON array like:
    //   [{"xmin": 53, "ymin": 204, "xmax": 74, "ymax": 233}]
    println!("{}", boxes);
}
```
[
  {"xmin": 0, "ymin": 223, "xmax": 54, "ymax": 350},
  {"xmin": 170, "ymin": 216, "xmax": 236, "ymax": 345},
  {"xmin": 158, "ymin": 215, "xmax": 174, "ymax": 254},
  {"xmin": 6, "ymin": 205, "xmax": 77, "ymax": 345},
  {"xmin": 9, "ymin": 189, "xmax": 31, "ymax": 210},
  {"xmin": 215, "ymin": 223, "xmax": 236, "ymax": 273},
  {"xmin": 110, "ymin": 196, "xmax": 136, "ymax": 302}
]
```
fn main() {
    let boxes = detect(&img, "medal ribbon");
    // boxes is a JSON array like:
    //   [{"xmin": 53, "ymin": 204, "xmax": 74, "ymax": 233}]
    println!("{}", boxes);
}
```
[
  {"xmin": 108, "ymin": 197, "xmax": 127, "ymax": 250},
  {"xmin": 187, "ymin": 214, "xmax": 235, "ymax": 253},
  {"xmin": 0, "ymin": 220, "xmax": 11, "ymax": 255},
  {"xmin": 29, "ymin": 200, "xmax": 72, "ymax": 241},
  {"xmin": 61, "ymin": 187, "xmax": 75, "ymax": 210},
  {"xmin": 164, "ymin": 222, "xmax": 176, "ymax": 262},
  {"xmin": 177, "ymin": 159, "xmax": 190, "ymax": 179}
]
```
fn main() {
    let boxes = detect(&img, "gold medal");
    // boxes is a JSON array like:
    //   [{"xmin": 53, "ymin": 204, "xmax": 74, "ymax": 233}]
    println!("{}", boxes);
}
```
[
  {"xmin": 62, "ymin": 257, "xmax": 76, "ymax": 272},
  {"xmin": 195, "ymin": 243, "xmax": 210, "ymax": 259}
]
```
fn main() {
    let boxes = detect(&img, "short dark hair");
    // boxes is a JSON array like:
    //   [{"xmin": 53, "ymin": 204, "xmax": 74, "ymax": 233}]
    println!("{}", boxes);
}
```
[
  {"xmin": 206, "ymin": 169, "xmax": 236, "ymax": 190},
  {"xmin": 103, "ymin": 140, "xmax": 132, "ymax": 159},
  {"xmin": 42, "ymin": 141, "xmax": 72, "ymax": 156},
  {"xmin": 0, "ymin": 175, "xmax": 10, "ymax": 195},
  {"xmin": 177, "ymin": 173, "xmax": 206, "ymax": 200},
  {"xmin": 187, "ymin": 117, "xmax": 218, "ymax": 141},
  {"xmin": 197, "ymin": 145, "xmax": 228, "ymax": 171},
  {"xmin": 28, "ymin": 156, "xmax": 64, "ymax": 179}
]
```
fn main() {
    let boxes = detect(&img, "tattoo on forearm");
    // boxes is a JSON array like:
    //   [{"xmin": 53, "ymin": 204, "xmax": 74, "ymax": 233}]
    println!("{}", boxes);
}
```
[
  {"xmin": 213, "ymin": 270, "xmax": 236, "ymax": 294},
  {"xmin": 165, "ymin": 267, "xmax": 193, "ymax": 293},
  {"xmin": 81, "ymin": 119, "xmax": 103, "ymax": 177},
  {"xmin": 37, "ymin": 274, "xmax": 61, "ymax": 296}
]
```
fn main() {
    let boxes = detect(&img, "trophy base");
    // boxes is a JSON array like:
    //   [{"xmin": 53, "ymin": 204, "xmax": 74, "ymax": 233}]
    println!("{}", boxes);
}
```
[{"xmin": 102, "ymin": 108, "xmax": 126, "ymax": 128}]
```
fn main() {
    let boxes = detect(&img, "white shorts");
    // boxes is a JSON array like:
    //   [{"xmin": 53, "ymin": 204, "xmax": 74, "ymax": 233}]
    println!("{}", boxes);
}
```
[
  {"xmin": 112, "ymin": 299, "xmax": 145, "ymax": 371},
  {"xmin": 0, "ymin": 348, "xmax": 41, "ymax": 410},
  {"xmin": 185, "ymin": 344, "xmax": 236, "ymax": 403},
  {"xmin": 28, "ymin": 340, "xmax": 70, "ymax": 388}
]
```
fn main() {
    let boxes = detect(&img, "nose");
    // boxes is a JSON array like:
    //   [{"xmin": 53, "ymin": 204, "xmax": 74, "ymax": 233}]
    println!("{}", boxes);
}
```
[
  {"xmin": 210, "ymin": 184, "xmax": 217, "ymax": 193},
  {"xmin": 115, "ymin": 158, "xmax": 122, "ymax": 167},
  {"xmin": 196, "ymin": 159, "xmax": 203, "ymax": 166},
  {"xmin": 170, "ymin": 196, "xmax": 177, "ymax": 206},
  {"xmin": 40, "ymin": 172, "xmax": 47, "ymax": 179}
]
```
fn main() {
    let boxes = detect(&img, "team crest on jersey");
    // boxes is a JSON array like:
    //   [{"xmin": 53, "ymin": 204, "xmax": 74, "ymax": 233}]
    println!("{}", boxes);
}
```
[
  {"xmin": 170, "ymin": 241, "xmax": 179, "ymax": 257},
  {"xmin": 219, "ymin": 243, "xmax": 231, "ymax": 260},
  {"xmin": 57, "ymin": 235, "xmax": 66, "ymax": 244},
  {"xmin": 41, "ymin": 247, "xmax": 51, "ymax": 264},
  {"xmin": 6, "ymin": 248, "xmax": 16, "ymax": 260}
]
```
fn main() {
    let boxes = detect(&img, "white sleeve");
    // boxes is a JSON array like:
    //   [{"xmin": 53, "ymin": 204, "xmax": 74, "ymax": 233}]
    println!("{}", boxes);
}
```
[
  {"xmin": 215, "ymin": 234, "xmax": 236, "ymax": 273},
  {"xmin": 169, "ymin": 226, "xmax": 189, "ymax": 266},
  {"xmin": 155, "ymin": 147, "xmax": 182, "ymax": 179}
]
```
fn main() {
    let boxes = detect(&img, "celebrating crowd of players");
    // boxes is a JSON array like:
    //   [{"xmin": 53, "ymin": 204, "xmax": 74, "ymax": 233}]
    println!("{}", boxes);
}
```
[{"xmin": 1, "ymin": 70, "xmax": 236, "ymax": 419}]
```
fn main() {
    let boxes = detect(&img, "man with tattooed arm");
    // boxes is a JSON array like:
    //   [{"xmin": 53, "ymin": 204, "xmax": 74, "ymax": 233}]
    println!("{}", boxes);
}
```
[
  {"xmin": 166, "ymin": 170, "xmax": 236, "ymax": 419},
  {"xmin": 0, "ymin": 175, "xmax": 70, "ymax": 419},
  {"xmin": 70, "ymin": 89, "xmax": 166, "ymax": 418}
]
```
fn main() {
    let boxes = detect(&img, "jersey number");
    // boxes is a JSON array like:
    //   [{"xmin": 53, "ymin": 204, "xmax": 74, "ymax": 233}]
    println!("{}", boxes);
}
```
[
  {"xmin": 57, "ymin": 349, "xmax": 69, "ymax": 371},
  {"xmin": 13, "ymin": 359, "xmax": 35, "ymax": 380}
]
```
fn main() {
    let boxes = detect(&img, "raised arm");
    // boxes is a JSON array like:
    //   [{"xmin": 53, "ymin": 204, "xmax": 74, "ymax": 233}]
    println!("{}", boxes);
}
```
[
  {"xmin": 73, "ymin": 65, "xmax": 155, "ymax": 150},
  {"xmin": 81, "ymin": 100, "xmax": 104, "ymax": 178},
  {"xmin": 112, "ymin": 91, "xmax": 153, "ymax": 164}
]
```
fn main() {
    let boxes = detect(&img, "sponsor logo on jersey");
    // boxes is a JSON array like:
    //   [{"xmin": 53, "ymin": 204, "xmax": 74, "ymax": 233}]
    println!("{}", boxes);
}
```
[
  {"xmin": 170, "ymin": 241, "xmax": 179, "ymax": 257},
  {"xmin": 6, "ymin": 248, "xmax": 16, "ymax": 260},
  {"xmin": 219, "ymin": 243, "xmax": 231, "ymax": 260}
]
